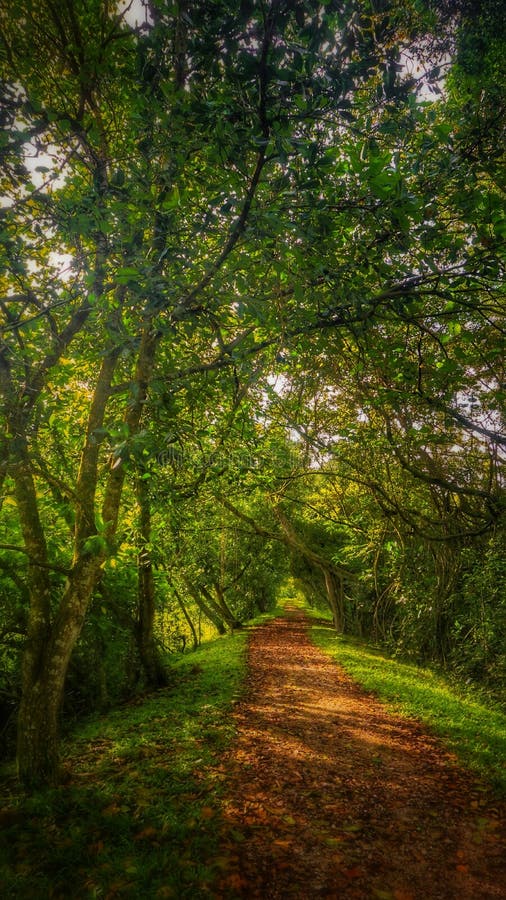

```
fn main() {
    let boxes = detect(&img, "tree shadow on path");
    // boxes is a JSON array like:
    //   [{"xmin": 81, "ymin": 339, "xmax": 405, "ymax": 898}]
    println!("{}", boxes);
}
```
[{"xmin": 214, "ymin": 610, "xmax": 506, "ymax": 899}]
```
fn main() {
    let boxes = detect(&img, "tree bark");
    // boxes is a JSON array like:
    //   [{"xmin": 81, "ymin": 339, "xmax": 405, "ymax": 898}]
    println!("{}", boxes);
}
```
[
  {"xmin": 323, "ymin": 569, "xmax": 345, "ymax": 633},
  {"xmin": 209, "ymin": 582, "xmax": 243, "ymax": 631},
  {"xmin": 16, "ymin": 555, "xmax": 99, "ymax": 787},
  {"xmin": 136, "ymin": 474, "xmax": 169, "ymax": 687},
  {"xmin": 13, "ymin": 348, "xmax": 119, "ymax": 787},
  {"xmin": 169, "ymin": 581, "xmax": 199, "ymax": 650},
  {"xmin": 181, "ymin": 575, "xmax": 226, "ymax": 634},
  {"xmin": 14, "ymin": 326, "xmax": 158, "ymax": 787}
]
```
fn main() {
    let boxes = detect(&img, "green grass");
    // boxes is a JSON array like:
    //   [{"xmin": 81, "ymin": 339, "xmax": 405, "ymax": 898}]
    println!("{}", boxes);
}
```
[
  {"xmin": 311, "ymin": 617, "xmax": 506, "ymax": 795},
  {"xmin": 4, "ymin": 597, "xmax": 503, "ymax": 898},
  {"xmin": 0, "ymin": 630, "xmax": 247, "ymax": 899}
]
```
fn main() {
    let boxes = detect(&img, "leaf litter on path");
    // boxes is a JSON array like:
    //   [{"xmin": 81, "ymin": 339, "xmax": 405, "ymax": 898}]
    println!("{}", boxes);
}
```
[{"xmin": 213, "ymin": 611, "xmax": 506, "ymax": 899}]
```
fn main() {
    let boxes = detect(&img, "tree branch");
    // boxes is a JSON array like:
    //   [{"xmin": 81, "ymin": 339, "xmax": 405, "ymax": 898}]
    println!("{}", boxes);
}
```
[{"xmin": 0, "ymin": 544, "xmax": 71, "ymax": 574}]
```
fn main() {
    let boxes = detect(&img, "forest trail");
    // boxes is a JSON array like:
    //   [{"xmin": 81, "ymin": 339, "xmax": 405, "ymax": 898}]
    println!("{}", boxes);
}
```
[{"xmin": 215, "ymin": 610, "xmax": 506, "ymax": 899}]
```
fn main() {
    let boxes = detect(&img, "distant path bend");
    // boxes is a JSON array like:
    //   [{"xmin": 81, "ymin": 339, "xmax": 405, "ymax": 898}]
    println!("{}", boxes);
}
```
[{"xmin": 216, "ymin": 610, "xmax": 506, "ymax": 899}]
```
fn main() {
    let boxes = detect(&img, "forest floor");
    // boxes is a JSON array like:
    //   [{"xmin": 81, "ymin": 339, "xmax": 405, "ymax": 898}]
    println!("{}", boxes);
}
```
[
  {"xmin": 1, "ymin": 609, "xmax": 505, "ymax": 899},
  {"xmin": 215, "ymin": 609, "xmax": 506, "ymax": 899}
]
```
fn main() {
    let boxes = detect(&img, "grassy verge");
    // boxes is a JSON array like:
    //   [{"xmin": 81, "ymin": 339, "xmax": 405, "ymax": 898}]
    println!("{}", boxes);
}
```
[
  {"xmin": 310, "ymin": 617, "xmax": 506, "ymax": 795},
  {"xmin": 0, "ymin": 630, "xmax": 247, "ymax": 899}
]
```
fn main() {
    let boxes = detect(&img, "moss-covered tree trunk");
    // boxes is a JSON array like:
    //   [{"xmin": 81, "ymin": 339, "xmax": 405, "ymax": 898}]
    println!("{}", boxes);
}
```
[
  {"xmin": 136, "ymin": 474, "xmax": 169, "ymax": 687},
  {"xmin": 16, "ymin": 559, "xmax": 101, "ymax": 787},
  {"xmin": 170, "ymin": 582, "xmax": 199, "ymax": 650},
  {"xmin": 209, "ymin": 582, "xmax": 242, "ymax": 631},
  {"xmin": 181, "ymin": 576, "xmax": 226, "ymax": 634},
  {"xmin": 13, "ymin": 328, "xmax": 157, "ymax": 787},
  {"xmin": 323, "ymin": 569, "xmax": 344, "ymax": 633}
]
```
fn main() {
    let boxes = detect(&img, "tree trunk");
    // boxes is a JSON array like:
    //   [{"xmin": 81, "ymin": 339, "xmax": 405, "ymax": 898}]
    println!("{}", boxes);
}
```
[
  {"xmin": 17, "ymin": 679, "xmax": 60, "ymax": 790},
  {"xmin": 256, "ymin": 588, "xmax": 267, "ymax": 613},
  {"xmin": 210, "ymin": 583, "xmax": 242, "ymax": 630},
  {"xmin": 200, "ymin": 584, "xmax": 237, "ymax": 631},
  {"xmin": 181, "ymin": 576, "xmax": 226, "ymax": 634},
  {"xmin": 14, "ymin": 326, "xmax": 157, "ymax": 787},
  {"xmin": 16, "ymin": 558, "xmax": 100, "ymax": 787},
  {"xmin": 323, "ymin": 569, "xmax": 344, "ymax": 632},
  {"xmin": 136, "ymin": 474, "xmax": 169, "ymax": 687},
  {"xmin": 10, "ymin": 431, "xmax": 54, "ymax": 788},
  {"xmin": 14, "ymin": 350, "xmax": 119, "ymax": 788},
  {"xmin": 16, "ymin": 681, "xmax": 59, "ymax": 789},
  {"xmin": 170, "ymin": 582, "xmax": 199, "ymax": 650}
]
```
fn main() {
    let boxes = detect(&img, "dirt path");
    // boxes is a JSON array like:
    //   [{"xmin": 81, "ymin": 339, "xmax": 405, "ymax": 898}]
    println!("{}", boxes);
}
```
[{"xmin": 215, "ymin": 611, "xmax": 506, "ymax": 899}]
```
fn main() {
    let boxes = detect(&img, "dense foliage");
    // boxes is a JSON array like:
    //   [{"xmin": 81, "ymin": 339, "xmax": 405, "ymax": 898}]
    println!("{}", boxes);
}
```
[{"xmin": 0, "ymin": 0, "xmax": 504, "ymax": 786}]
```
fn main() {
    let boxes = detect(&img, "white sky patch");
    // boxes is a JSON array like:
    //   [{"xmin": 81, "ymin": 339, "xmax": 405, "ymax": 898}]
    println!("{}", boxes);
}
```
[
  {"xmin": 266, "ymin": 373, "xmax": 289, "ymax": 395},
  {"xmin": 48, "ymin": 251, "xmax": 75, "ymax": 282},
  {"xmin": 24, "ymin": 143, "xmax": 67, "ymax": 191},
  {"xmin": 400, "ymin": 48, "xmax": 451, "ymax": 102},
  {"xmin": 116, "ymin": 0, "xmax": 153, "ymax": 29}
]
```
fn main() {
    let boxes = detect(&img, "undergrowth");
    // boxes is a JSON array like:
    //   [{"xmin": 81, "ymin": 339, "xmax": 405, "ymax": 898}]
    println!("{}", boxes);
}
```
[
  {"xmin": 310, "ymin": 613, "xmax": 506, "ymax": 796},
  {"xmin": 0, "ymin": 630, "xmax": 247, "ymax": 899},
  {"xmin": 4, "ymin": 594, "xmax": 503, "ymax": 900}
]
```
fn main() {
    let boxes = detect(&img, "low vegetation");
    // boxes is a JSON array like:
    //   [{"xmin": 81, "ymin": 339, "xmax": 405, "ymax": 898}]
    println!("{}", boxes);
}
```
[
  {"xmin": 0, "ymin": 632, "xmax": 247, "ymax": 899},
  {"xmin": 1, "ymin": 598, "xmax": 505, "ymax": 897}
]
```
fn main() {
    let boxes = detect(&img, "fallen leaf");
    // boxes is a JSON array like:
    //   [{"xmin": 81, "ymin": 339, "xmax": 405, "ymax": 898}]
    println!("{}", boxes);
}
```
[
  {"xmin": 200, "ymin": 806, "xmax": 215, "ymax": 820},
  {"xmin": 344, "ymin": 867, "xmax": 363, "ymax": 878},
  {"xmin": 134, "ymin": 826, "xmax": 158, "ymax": 841},
  {"xmin": 88, "ymin": 840, "xmax": 104, "ymax": 854},
  {"xmin": 221, "ymin": 873, "xmax": 248, "ymax": 891},
  {"xmin": 102, "ymin": 804, "xmax": 121, "ymax": 817}
]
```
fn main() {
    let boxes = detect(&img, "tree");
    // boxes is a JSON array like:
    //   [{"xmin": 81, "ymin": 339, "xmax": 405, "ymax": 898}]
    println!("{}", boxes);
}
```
[
  {"xmin": 1, "ymin": 0, "xmax": 503, "ymax": 786},
  {"xmin": 0, "ymin": 0, "xmax": 388, "ymax": 785}
]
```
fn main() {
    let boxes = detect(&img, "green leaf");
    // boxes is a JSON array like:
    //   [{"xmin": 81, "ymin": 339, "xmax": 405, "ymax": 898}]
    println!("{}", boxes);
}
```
[
  {"xmin": 83, "ymin": 534, "xmax": 108, "ymax": 555},
  {"xmin": 116, "ymin": 267, "xmax": 140, "ymax": 284}
]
